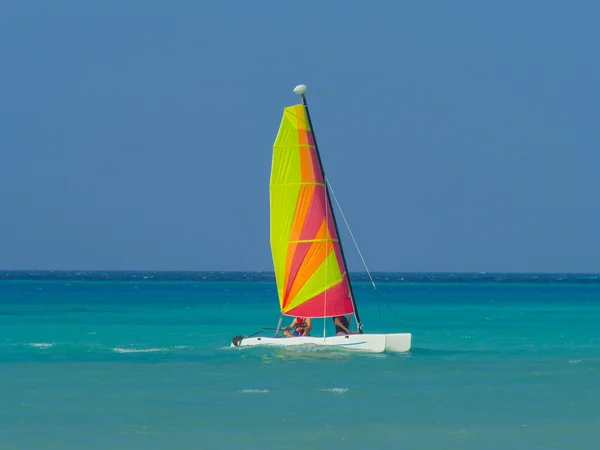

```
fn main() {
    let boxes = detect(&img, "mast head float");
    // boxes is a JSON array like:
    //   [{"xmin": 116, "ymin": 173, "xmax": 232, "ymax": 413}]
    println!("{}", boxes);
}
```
[{"xmin": 293, "ymin": 84, "xmax": 307, "ymax": 95}]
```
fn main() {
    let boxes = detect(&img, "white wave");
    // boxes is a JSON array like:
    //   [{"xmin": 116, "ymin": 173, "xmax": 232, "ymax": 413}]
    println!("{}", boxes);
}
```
[
  {"xmin": 29, "ymin": 343, "xmax": 55, "ymax": 349},
  {"xmin": 319, "ymin": 388, "xmax": 348, "ymax": 394},
  {"xmin": 112, "ymin": 347, "xmax": 168, "ymax": 353},
  {"xmin": 568, "ymin": 359, "xmax": 583, "ymax": 364},
  {"xmin": 111, "ymin": 345, "xmax": 191, "ymax": 353},
  {"xmin": 238, "ymin": 389, "xmax": 269, "ymax": 394}
]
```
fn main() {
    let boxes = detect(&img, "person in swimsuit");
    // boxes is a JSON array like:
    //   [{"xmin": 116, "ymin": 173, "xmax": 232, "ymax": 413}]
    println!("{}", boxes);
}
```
[
  {"xmin": 282, "ymin": 317, "xmax": 312, "ymax": 337},
  {"xmin": 332, "ymin": 315, "xmax": 358, "ymax": 335}
]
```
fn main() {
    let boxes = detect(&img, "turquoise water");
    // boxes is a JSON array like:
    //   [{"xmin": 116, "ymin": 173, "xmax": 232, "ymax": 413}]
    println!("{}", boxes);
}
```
[{"xmin": 1, "ymin": 271, "xmax": 599, "ymax": 449}]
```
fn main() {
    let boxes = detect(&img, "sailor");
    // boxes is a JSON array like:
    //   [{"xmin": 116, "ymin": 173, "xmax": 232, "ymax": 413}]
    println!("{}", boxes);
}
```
[
  {"xmin": 332, "ymin": 315, "xmax": 358, "ymax": 335},
  {"xmin": 282, "ymin": 317, "xmax": 312, "ymax": 337}
]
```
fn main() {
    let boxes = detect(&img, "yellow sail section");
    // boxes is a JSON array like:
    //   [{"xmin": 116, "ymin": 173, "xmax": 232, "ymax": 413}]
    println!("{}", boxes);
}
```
[{"xmin": 270, "ymin": 106, "xmax": 303, "ymax": 304}]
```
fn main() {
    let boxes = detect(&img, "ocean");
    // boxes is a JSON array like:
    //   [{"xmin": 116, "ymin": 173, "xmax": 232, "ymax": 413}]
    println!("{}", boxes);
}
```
[{"xmin": 1, "ymin": 271, "xmax": 599, "ymax": 449}]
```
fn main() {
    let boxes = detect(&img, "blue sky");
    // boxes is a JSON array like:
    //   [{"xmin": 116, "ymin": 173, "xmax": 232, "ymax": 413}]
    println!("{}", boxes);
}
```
[{"xmin": 1, "ymin": 1, "xmax": 599, "ymax": 272}]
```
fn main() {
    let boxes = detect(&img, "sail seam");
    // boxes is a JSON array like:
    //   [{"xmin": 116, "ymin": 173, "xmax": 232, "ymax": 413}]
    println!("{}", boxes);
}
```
[
  {"xmin": 270, "ymin": 182, "xmax": 325, "ymax": 187},
  {"xmin": 273, "ymin": 144, "xmax": 315, "ymax": 148},
  {"xmin": 270, "ymin": 239, "xmax": 339, "ymax": 244}
]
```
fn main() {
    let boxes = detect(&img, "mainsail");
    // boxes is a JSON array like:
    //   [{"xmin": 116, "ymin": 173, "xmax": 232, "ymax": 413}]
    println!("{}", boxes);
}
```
[{"xmin": 270, "ymin": 103, "xmax": 355, "ymax": 318}]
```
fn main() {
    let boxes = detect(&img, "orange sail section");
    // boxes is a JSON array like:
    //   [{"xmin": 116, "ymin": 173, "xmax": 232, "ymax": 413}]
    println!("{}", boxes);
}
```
[{"xmin": 270, "ymin": 104, "xmax": 354, "ymax": 318}]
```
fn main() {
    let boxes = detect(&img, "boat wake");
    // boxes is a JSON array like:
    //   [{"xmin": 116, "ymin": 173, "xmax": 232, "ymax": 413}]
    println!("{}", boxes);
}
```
[{"xmin": 11, "ymin": 342, "xmax": 194, "ymax": 357}]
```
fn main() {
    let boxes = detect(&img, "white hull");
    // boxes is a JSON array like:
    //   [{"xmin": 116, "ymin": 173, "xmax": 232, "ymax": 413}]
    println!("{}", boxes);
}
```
[{"xmin": 231, "ymin": 332, "xmax": 411, "ymax": 353}]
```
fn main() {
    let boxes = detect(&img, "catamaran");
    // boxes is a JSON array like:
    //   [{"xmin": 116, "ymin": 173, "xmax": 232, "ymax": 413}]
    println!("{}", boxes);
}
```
[{"xmin": 230, "ymin": 84, "xmax": 411, "ymax": 353}]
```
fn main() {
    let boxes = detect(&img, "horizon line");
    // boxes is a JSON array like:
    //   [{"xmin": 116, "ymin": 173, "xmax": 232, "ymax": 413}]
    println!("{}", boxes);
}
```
[{"xmin": 2, "ymin": 269, "xmax": 600, "ymax": 275}]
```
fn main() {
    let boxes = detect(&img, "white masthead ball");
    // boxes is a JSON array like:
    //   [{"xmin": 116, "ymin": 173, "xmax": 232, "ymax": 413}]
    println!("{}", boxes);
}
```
[{"xmin": 293, "ymin": 84, "xmax": 307, "ymax": 95}]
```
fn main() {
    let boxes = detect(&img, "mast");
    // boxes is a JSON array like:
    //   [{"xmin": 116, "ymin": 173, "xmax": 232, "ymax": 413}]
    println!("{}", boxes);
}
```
[{"xmin": 293, "ymin": 84, "xmax": 363, "ymax": 333}]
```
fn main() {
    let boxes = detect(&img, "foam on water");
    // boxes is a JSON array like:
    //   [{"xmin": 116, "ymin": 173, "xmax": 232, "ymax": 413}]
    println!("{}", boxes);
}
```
[
  {"xmin": 28, "ymin": 342, "xmax": 55, "ymax": 349},
  {"xmin": 111, "ymin": 347, "xmax": 169, "ymax": 353},
  {"xmin": 319, "ymin": 388, "xmax": 349, "ymax": 394},
  {"xmin": 111, "ymin": 345, "xmax": 192, "ymax": 353}
]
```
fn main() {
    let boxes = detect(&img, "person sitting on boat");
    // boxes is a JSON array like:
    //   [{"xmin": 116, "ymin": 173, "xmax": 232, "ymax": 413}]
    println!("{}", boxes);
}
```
[
  {"xmin": 282, "ymin": 317, "xmax": 312, "ymax": 337},
  {"xmin": 333, "ymin": 315, "xmax": 358, "ymax": 336}
]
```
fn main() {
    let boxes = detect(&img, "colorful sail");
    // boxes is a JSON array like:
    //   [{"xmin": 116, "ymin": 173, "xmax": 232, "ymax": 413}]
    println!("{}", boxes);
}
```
[{"xmin": 270, "ymin": 104, "xmax": 354, "ymax": 318}]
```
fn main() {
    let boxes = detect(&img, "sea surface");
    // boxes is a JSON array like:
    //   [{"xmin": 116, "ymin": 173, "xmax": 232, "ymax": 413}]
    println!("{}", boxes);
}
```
[{"xmin": 1, "ymin": 271, "xmax": 599, "ymax": 449}]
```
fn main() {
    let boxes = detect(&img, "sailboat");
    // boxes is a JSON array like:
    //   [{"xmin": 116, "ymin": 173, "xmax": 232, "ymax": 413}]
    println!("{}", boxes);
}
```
[{"xmin": 230, "ymin": 84, "xmax": 411, "ymax": 353}]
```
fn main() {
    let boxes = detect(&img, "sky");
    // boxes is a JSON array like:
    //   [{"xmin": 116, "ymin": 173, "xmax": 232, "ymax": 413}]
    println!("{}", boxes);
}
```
[{"xmin": 1, "ymin": 1, "xmax": 599, "ymax": 273}]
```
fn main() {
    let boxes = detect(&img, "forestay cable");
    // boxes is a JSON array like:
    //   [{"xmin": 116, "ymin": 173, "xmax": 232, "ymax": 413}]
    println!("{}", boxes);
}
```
[
  {"xmin": 326, "ymin": 178, "xmax": 407, "ymax": 330},
  {"xmin": 326, "ymin": 179, "xmax": 377, "ymax": 289}
]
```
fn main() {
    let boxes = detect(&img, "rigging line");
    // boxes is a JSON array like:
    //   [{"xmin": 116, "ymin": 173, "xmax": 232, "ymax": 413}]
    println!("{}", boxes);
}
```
[
  {"xmin": 244, "ymin": 327, "xmax": 278, "ymax": 338},
  {"xmin": 326, "ymin": 178, "xmax": 406, "ymax": 329},
  {"xmin": 231, "ymin": 326, "xmax": 281, "ymax": 347},
  {"xmin": 377, "ymin": 290, "xmax": 407, "ymax": 330},
  {"xmin": 274, "ymin": 315, "xmax": 283, "ymax": 338},
  {"xmin": 323, "ymin": 180, "xmax": 329, "ymax": 340},
  {"xmin": 326, "ymin": 178, "xmax": 377, "ymax": 290},
  {"xmin": 376, "ymin": 289, "xmax": 383, "ymax": 323}
]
